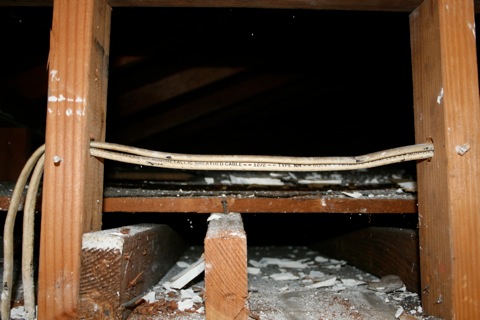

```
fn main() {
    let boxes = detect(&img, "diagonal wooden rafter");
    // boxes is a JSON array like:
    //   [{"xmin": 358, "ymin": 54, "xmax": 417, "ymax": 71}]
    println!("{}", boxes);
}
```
[
  {"xmin": 119, "ymin": 71, "xmax": 304, "ymax": 143},
  {"xmin": 117, "ymin": 65, "xmax": 246, "ymax": 117}
]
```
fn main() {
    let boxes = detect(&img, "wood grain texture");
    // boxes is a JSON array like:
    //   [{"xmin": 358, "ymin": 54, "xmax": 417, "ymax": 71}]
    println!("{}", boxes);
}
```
[
  {"xmin": 205, "ymin": 213, "xmax": 248, "ymax": 320},
  {"xmin": 102, "ymin": 196, "xmax": 417, "ymax": 214},
  {"xmin": 312, "ymin": 227, "xmax": 420, "ymax": 293},
  {"xmin": 37, "ymin": 0, "xmax": 111, "ymax": 318},
  {"xmin": 79, "ymin": 224, "xmax": 187, "ymax": 319},
  {"xmin": 410, "ymin": 0, "xmax": 480, "ymax": 318}
]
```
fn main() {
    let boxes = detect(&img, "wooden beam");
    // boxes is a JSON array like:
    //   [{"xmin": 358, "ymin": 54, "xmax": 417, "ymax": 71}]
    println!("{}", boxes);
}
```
[
  {"xmin": 204, "ymin": 213, "xmax": 248, "ymax": 320},
  {"xmin": 0, "ymin": 0, "xmax": 423, "ymax": 11},
  {"xmin": 5, "ymin": 0, "xmax": 480, "ymax": 13},
  {"xmin": 410, "ymin": 0, "xmax": 480, "ymax": 318},
  {"xmin": 120, "ymin": 72, "xmax": 302, "ymax": 143},
  {"xmin": 117, "ymin": 66, "xmax": 246, "ymax": 117},
  {"xmin": 37, "ymin": 0, "xmax": 111, "ymax": 318},
  {"xmin": 311, "ymin": 227, "xmax": 420, "ymax": 293},
  {"xmin": 79, "ymin": 224, "xmax": 187, "ymax": 319},
  {"xmin": 102, "ymin": 196, "xmax": 417, "ymax": 214}
]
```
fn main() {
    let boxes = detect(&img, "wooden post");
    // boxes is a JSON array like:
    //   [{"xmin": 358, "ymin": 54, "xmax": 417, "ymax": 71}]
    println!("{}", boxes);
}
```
[
  {"xmin": 38, "ymin": 0, "xmax": 111, "ymax": 318},
  {"xmin": 204, "ymin": 213, "xmax": 248, "ymax": 320},
  {"xmin": 410, "ymin": 0, "xmax": 480, "ymax": 318}
]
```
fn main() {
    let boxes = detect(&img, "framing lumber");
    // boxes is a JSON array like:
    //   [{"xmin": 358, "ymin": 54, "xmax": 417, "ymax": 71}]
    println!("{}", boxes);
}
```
[
  {"xmin": 311, "ymin": 227, "xmax": 420, "ymax": 293},
  {"xmin": 0, "ymin": 0, "xmax": 425, "ymax": 11},
  {"xmin": 37, "ymin": 0, "xmax": 111, "ymax": 318},
  {"xmin": 121, "ymin": 72, "xmax": 303, "ymax": 143},
  {"xmin": 5, "ymin": 0, "xmax": 480, "ymax": 12},
  {"xmin": 102, "ymin": 196, "xmax": 417, "ymax": 214},
  {"xmin": 204, "ymin": 213, "xmax": 248, "ymax": 320},
  {"xmin": 117, "ymin": 66, "xmax": 246, "ymax": 117},
  {"xmin": 410, "ymin": 0, "xmax": 480, "ymax": 318},
  {"xmin": 79, "ymin": 224, "xmax": 187, "ymax": 319}
]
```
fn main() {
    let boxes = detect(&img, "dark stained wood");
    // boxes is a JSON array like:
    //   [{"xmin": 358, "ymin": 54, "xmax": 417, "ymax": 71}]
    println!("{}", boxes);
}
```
[
  {"xmin": 79, "ymin": 224, "xmax": 187, "ymax": 319},
  {"xmin": 205, "ymin": 213, "xmax": 248, "ymax": 320},
  {"xmin": 312, "ymin": 227, "xmax": 420, "ymax": 293},
  {"xmin": 37, "ymin": 0, "xmax": 111, "ymax": 318},
  {"xmin": 102, "ymin": 196, "xmax": 417, "ymax": 214},
  {"xmin": 410, "ymin": 0, "xmax": 480, "ymax": 318}
]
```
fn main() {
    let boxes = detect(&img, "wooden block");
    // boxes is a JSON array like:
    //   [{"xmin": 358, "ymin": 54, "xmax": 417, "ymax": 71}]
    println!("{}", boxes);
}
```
[
  {"xmin": 204, "ymin": 213, "xmax": 248, "ymax": 320},
  {"xmin": 79, "ymin": 224, "xmax": 187, "ymax": 319},
  {"xmin": 311, "ymin": 227, "xmax": 420, "ymax": 293}
]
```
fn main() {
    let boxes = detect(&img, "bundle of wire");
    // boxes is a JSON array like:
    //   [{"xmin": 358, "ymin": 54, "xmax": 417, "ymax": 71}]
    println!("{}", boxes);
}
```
[{"xmin": 1, "ymin": 141, "xmax": 434, "ymax": 319}]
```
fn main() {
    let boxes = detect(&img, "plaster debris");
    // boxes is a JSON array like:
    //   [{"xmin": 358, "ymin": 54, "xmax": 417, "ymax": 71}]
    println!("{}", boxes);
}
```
[
  {"xmin": 297, "ymin": 179, "xmax": 342, "ymax": 185},
  {"xmin": 368, "ymin": 275, "xmax": 406, "ymax": 293},
  {"xmin": 248, "ymin": 267, "xmax": 261, "ymax": 275},
  {"xmin": 229, "ymin": 175, "xmax": 284, "ymax": 185},
  {"xmin": 270, "ymin": 272, "xmax": 300, "ymax": 281},
  {"xmin": 342, "ymin": 191, "xmax": 363, "ymax": 198},
  {"xmin": 141, "ymin": 291, "xmax": 156, "ymax": 303},
  {"xmin": 204, "ymin": 177, "xmax": 214, "ymax": 184},
  {"xmin": 176, "ymin": 261, "xmax": 190, "ymax": 268},
  {"xmin": 115, "ymin": 246, "xmax": 429, "ymax": 319},
  {"xmin": 249, "ymin": 257, "xmax": 311, "ymax": 269},
  {"xmin": 395, "ymin": 306, "xmax": 405, "ymax": 318},
  {"xmin": 305, "ymin": 276, "xmax": 337, "ymax": 288}
]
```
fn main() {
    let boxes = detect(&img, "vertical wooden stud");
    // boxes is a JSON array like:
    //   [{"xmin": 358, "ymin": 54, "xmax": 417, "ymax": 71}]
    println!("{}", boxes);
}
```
[
  {"xmin": 205, "ymin": 213, "xmax": 248, "ymax": 320},
  {"xmin": 410, "ymin": 0, "xmax": 480, "ymax": 318},
  {"xmin": 37, "ymin": 0, "xmax": 111, "ymax": 318}
]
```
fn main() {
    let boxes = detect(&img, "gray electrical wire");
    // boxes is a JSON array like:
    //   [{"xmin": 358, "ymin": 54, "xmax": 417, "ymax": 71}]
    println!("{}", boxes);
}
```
[{"xmin": 2, "ymin": 141, "xmax": 434, "ymax": 319}]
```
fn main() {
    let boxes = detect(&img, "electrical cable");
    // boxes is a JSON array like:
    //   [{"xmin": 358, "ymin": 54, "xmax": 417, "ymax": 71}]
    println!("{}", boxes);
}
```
[
  {"xmin": 2, "ymin": 141, "xmax": 434, "ymax": 319},
  {"xmin": 21, "ymin": 154, "xmax": 45, "ymax": 320},
  {"xmin": 2, "ymin": 145, "xmax": 45, "ymax": 320},
  {"xmin": 90, "ymin": 141, "xmax": 434, "ymax": 171}
]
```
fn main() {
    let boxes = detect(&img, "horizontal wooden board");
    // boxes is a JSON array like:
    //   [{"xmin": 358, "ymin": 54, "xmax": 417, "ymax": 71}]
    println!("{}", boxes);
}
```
[{"xmin": 1, "ymin": 167, "xmax": 418, "ymax": 214}]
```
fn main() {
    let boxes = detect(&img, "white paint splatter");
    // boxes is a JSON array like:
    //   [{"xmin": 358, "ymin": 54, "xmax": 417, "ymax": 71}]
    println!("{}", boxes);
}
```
[
  {"xmin": 66, "ymin": 108, "xmax": 73, "ymax": 116},
  {"xmin": 48, "ymin": 108, "xmax": 53, "ymax": 113},
  {"xmin": 437, "ymin": 88, "xmax": 444, "ymax": 104},
  {"xmin": 50, "ymin": 70, "xmax": 61, "ymax": 82},
  {"xmin": 48, "ymin": 95, "xmax": 84, "ymax": 103}
]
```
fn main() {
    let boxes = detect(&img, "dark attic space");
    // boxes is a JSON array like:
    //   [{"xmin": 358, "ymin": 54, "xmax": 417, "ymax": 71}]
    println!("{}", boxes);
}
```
[
  {"xmin": 101, "ymin": 7, "xmax": 418, "ymax": 242},
  {"xmin": 0, "ymin": 6, "xmax": 418, "ymax": 241},
  {"xmin": 1, "ymin": 2, "xmax": 479, "ymax": 319}
]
